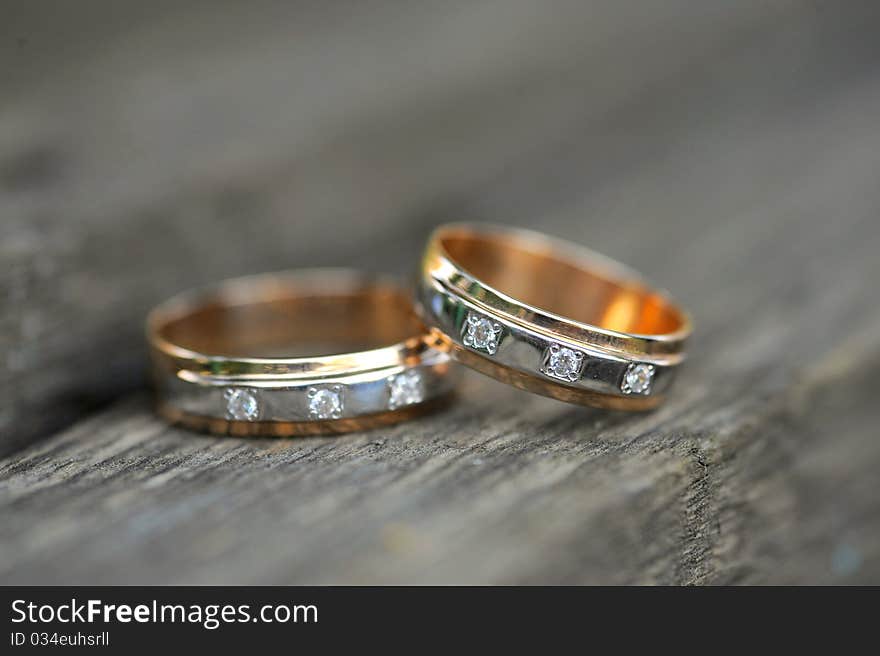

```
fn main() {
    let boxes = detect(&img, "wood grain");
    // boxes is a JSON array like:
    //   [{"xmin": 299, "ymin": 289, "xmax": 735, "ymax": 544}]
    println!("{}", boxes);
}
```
[{"xmin": 1, "ymin": 1, "xmax": 879, "ymax": 584}]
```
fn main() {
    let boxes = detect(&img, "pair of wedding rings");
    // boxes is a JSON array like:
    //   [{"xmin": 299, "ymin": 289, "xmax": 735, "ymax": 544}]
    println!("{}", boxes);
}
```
[{"xmin": 147, "ymin": 224, "xmax": 691, "ymax": 436}]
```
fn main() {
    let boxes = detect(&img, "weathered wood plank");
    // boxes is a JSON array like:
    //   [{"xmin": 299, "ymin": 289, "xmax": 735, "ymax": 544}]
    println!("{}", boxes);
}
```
[
  {"xmin": 0, "ymin": 0, "xmax": 793, "ymax": 453},
  {"xmin": 1, "ymin": 2, "xmax": 880, "ymax": 584}
]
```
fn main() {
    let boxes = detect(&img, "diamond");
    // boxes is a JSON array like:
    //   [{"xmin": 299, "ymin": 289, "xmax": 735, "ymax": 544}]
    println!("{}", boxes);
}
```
[
  {"xmin": 388, "ymin": 370, "xmax": 425, "ymax": 410},
  {"xmin": 462, "ymin": 311, "xmax": 502, "ymax": 355},
  {"xmin": 541, "ymin": 344, "xmax": 584, "ymax": 382},
  {"xmin": 308, "ymin": 385, "xmax": 343, "ymax": 419},
  {"xmin": 224, "ymin": 388, "xmax": 260, "ymax": 421},
  {"xmin": 621, "ymin": 363, "xmax": 655, "ymax": 395}
]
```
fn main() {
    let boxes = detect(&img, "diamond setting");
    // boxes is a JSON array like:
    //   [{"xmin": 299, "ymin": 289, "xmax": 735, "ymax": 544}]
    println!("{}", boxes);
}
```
[
  {"xmin": 388, "ymin": 370, "xmax": 425, "ymax": 410},
  {"xmin": 621, "ymin": 363, "xmax": 655, "ymax": 395},
  {"xmin": 541, "ymin": 344, "xmax": 585, "ymax": 382},
  {"xmin": 224, "ymin": 388, "xmax": 260, "ymax": 421},
  {"xmin": 308, "ymin": 385, "xmax": 343, "ymax": 419},
  {"xmin": 462, "ymin": 311, "xmax": 503, "ymax": 355}
]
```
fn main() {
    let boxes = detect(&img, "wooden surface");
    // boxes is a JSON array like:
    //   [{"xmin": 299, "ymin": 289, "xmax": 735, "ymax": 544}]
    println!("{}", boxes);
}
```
[{"xmin": 2, "ymin": 1, "xmax": 879, "ymax": 584}]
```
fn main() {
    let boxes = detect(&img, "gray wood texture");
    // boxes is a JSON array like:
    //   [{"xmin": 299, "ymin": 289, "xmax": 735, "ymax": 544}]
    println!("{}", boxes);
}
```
[{"xmin": 1, "ymin": 1, "xmax": 879, "ymax": 584}]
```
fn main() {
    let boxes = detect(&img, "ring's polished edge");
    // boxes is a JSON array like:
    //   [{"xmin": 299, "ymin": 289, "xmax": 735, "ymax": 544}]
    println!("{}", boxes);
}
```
[
  {"xmin": 147, "ymin": 269, "xmax": 457, "ymax": 436},
  {"xmin": 417, "ymin": 223, "xmax": 692, "ymax": 410}
]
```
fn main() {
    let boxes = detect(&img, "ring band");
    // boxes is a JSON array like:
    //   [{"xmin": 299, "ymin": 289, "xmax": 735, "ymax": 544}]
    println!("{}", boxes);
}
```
[
  {"xmin": 147, "ymin": 269, "xmax": 455, "ymax": 436},
  {"xmin": 417, "ymin": 224, "xmax": 691, "ymax": 410}
]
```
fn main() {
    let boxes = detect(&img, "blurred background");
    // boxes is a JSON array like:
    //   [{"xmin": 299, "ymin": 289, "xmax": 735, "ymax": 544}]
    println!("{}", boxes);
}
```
[{"xmin": 1, "ymin": 1, "xmax": 879, "ymax": 584}]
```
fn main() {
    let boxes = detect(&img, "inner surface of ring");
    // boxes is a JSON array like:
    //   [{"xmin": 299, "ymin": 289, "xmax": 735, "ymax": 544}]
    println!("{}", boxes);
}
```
[
  {"xmin": 441, "ymin": 232, "xmax": 685, "ymax": 335},
  {"xmin": 160, "ymin": 285, "xmax": 424, "ymax": 357}
]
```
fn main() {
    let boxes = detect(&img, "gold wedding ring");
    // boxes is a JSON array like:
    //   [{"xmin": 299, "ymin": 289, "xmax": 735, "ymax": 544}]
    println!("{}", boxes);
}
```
[
  {"xmin": 147, "ymin": 269, "xmax": 455, "ymax": 436},
  {"xmin": 417, "ymin": 224, "xmax": 691, "ymax": 410}
]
